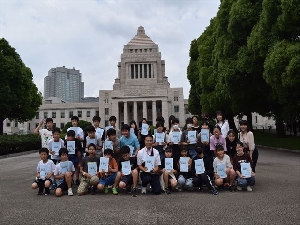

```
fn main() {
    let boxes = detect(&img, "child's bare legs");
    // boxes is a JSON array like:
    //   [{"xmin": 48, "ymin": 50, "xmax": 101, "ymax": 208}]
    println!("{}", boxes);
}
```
[
  {"xmin": 65, "ymin": 172, "xmax": 73, "ymax": 188},
  {"xmin": 169, "ymin": 178, "xmax": 177, "ymax": 189},
  {"xmin": 163, "ymin": 170, "xmax": 169, "ymax": 188},
  {"xmin": 113, "ymin": 172, "xmax": 122, "ymax": 188},
  {"xmin": 132, "ymin": 169, "xmax": 138, "ymax": 189},
  {"xmin": 214, "ymin": 178, "xmax": 224, "ymax": 187},
  {"xmin": 31, "ymin": 182, "xmax": 38, "ymax": 189},
  {"xmin": 226, "ymin": 168, "xmax": 236, "ymax": 186},
  {"xmin": 97, "ymin": 183, "xmax": 105, "ymax": 191}
]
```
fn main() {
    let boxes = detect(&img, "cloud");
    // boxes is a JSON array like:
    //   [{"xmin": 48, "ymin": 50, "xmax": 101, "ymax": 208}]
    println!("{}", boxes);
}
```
[{"xmin": 0, "ymin": 0, "xmax": 220, "ymax": 99}]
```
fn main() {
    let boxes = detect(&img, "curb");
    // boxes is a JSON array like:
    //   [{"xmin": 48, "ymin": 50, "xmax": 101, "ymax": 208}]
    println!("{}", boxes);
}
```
[
  {"xmin": 0, "ymin": 150, "xmax": 39, "ymax": 160},
  {"xmin": 257, "ymin": 145, "xmax": 300, "ymax": 153}
]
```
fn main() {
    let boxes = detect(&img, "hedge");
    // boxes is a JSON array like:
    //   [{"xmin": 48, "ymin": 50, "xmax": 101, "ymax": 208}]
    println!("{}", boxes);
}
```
[{"xmin": 0, "ymin": 134, "xmax": 41, "ymax": 156}]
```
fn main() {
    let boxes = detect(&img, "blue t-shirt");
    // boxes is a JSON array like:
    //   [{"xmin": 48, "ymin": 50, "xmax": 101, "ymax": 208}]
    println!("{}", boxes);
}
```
[{"xmin": 120, "ymin": 134, "xmax": 140, "ymax": 155}]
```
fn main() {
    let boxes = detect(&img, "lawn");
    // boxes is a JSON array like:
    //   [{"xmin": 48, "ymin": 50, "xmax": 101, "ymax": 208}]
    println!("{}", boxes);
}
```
[{"xmin": 254, "ymin": 130, "xmax": 300, "ymax": 150}]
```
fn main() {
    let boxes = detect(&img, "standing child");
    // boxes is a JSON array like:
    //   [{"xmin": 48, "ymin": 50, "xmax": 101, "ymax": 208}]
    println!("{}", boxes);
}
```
[
  {"xmin": 177, "ymin": 147, "xmax": 193, "ymax": 191},
  {"xmin": 107, "ymin": 116, "xmax": 121, "ymax": 138},
  {"xmin": 97, "ymin": 149, "xmax": 119, "ymax": 195},
  {"xmin": 92, "ymin": 116, "xmax": 105, "ymax": 141},
  {"xmin": 139, "ymin": 118, "xmax": 150, "ymax": 149},
  {"xmin": 153, "ymin": 122, "xmax": 167, "ymax": 160},
  {"xmin": 226, "ymin": 130, "xmax": 238, "ymax": 160},
  {"xmin": 120, "ymin": 124, "xmax": 140, "ymax": 157},
  {"xmin": 210, "ymin": 125, "xmax": 227, "ymax": 157},
  {"xmin": 105, "ymin": 128, "xmax": 121, "ymax": 161},
  {"xmin": 48, "ymin": 127, "xmax": 65, "ymax": 164},
  {"xmin": 34, "ymin": 118, "xmax": 54, "ymax": 149},
  {"xmin": 54, "ymin": 148, "xmax": 75, "ymax": 197},
  {"xmin": 216, "ymin": 111, "xmax": 230, "ymax": 139},
  {"xmin": 31, "ymin": 148, "xmax": 56, "ymax": 195},
  {"xmin": 167, "ymin": 118, "xmax": 182, "ymax": 163},
  {"xmin": 213, "ymin": 145, "xmax": 235, "ymax": 192},
  {"xmin": 77, "ymin": 143, "xmax": 99, "ymax": 195},
  {"xmin": 197, "ymin": 120, "xmax": 213, "ymax": 160},
  {"xmin": 180, "ymin": 117, "xmax": 198, "ymax": 159},
  {"xmin": 66, "ymin": 116, "xmax": 84, "ymax": 142}
]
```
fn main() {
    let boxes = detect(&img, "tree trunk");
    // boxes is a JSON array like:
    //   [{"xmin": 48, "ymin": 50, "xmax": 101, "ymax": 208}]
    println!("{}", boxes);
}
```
[
  {"xmin": 227, "ymin": 114, "xmax": 238, "ymax": 132},
  {"xmin": 246, "ymin": 111, "xmax": 253, "ymax": 132},
  {"xmin": 0, "ymin": 118, "xmax": 4, "ymax": 135},
  {"xmin": 275, "ymin": 117, "xmax": 286, "ymax": 137}
]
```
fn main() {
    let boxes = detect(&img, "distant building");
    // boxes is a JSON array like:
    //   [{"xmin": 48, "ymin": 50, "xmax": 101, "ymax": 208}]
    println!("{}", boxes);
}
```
[{"xmin": 44, "ymin": 66, "xmax": 84, "ymax": 103}]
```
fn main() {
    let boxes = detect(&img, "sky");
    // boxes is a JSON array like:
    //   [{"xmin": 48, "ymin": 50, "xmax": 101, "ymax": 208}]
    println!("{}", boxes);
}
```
[{"xmin": 0, "ymin": 0, "xmax": 220, "ymax": 99}]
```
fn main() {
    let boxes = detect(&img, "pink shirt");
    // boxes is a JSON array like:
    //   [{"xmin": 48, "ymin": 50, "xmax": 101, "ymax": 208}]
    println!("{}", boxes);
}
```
[{"xmin": 210, "ymin": 135, "xmax": 227, "ymax": 151}]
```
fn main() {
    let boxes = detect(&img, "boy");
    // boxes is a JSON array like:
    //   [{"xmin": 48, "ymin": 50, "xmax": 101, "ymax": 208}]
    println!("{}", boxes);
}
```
[
  {"xmin": 120, "ymin": 124, "xmax": 140, "ymax": 157},
  {"xmin": 34, "ymin": 118, "xmax": 54, "ymax": 148},
  {"xmin": 167, "ymin": 118, "xmax": 182, "ymax": 162},
  {"xmin": 153, "ymin": 122, "xmax": 167, "ymax": 160},
  {"xmin": 137, "ymin": 135, "xmax": 161, "ymax": 195},
  {"xmin": 77, "ymin": 143, "xmax": 99, "ymax": 195},
  {"xmin": 192, "ymin": 144, "xmax": 218, "ymax": 195},
  {"xmin": 213, "ymin": 144, "xmax": 235, "ymax": 192},
  {"xmin": 115, "ymin": 146, "xmax": 139, "ymax": 197},
  {"xmin": 48, "ymin": 127, "xmax": 65, "ymax": 164},
  {"xmin": 159, "ymin": 147, "xmax": 178, "ymax": 194},
  {"xmin": 97, "ymin": 149, "xmax": 119, "ymax": 195},
  {"xmin": 180, "ymin": 117, "xmax": 198, "ymax": 159},
  {"xmin": 197, "ymin": 120, "xmax": 213, "ymax": 160},
  {"xmin": 107, "ymin": 115, "xmax": 121, "ymax": 138},
  {"xmin": 54, "ymin": 148, "xmax": 75, "ymax": 196},
  {"xmin": 65, "ymin": 130, "xmax": 82, "ymax": 185},
  {"xmin": 233, "ymin": 141, "xmax": 256, "ymax": 191},
  {"xmin": 66, "ymin": 116, "xmax": 84, "ymax": 142},
  {"xmin": 31, "ymin": 148, "xmax": 56, "ymax": 195},
  {"xmin": 104, "ymin": 128, "xmax": 121, "ymax": 161},
  {"xmin": 85, "ymin": 125, "xmax": 103, "ymax": 157},
  {"xmin": 177, "ymin": 147, "xmax": 193, "ymax": 191},
  {"xmin": 92, "ymin": 116, "xmax": 105, "ymax": 141}
]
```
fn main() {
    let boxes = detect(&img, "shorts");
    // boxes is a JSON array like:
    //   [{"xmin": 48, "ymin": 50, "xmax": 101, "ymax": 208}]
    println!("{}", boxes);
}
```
[
  {"xmin": 57, "ymin": 180, "xmax": 68, "ymax": 191},
  {"xmin": 120, "ymin": 174, "xmax": 133, "ymax": 185},
  {"xmin": 77, "ymin": 176, "xmax": 99, "ymax": 194},
  {"xmin": 99, "ymin": 172, "xmax": 117, "ymax": 186},
  {"xmin": 68, "ymin": 154, "xmax": 78, "ymax": 166},
  {"xmin": 33, "ymin": 178, "xmax": 53, "ymax": 188}
]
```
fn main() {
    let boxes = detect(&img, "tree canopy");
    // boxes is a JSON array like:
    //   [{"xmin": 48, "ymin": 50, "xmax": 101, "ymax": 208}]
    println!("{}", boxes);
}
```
[{"xmin": 0, "ymin": 38, "xmax": 42, "ymax": 134}]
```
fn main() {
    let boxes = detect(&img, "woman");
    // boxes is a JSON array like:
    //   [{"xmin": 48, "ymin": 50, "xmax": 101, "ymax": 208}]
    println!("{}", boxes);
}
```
[{"xmin": 216, "ymin": 111, "xmax": 229, "ymax": 139}]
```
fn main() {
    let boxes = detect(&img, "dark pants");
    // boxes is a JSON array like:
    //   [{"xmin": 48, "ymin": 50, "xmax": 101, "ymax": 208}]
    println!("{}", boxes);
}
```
[
  {"xmin": 193, "ymin": 174, "xmax": 214, "ymax": 190},
  {"xmin": 140, "ymin": 172, "xmax": 161, "ymax": 195},
  {"xmin": 35, "ymin": 178, "xmax": 52, "ymax": 192}
]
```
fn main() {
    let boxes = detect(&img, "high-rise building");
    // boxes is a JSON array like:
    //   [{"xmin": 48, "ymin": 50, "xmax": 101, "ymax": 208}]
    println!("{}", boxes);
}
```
[{"xmin": 44, "ymin": 66, "xmax": 84, "ymax": 102}]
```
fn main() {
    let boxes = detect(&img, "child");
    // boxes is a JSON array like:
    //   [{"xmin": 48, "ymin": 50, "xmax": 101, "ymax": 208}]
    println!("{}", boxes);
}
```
[
  {"xmin": 226, "ymin": 130, "xmax": 238, "ymax": 160},
  {"xmin": 104, "ymin": 128, "xmax": 121, "ymax": 161},
  {"xmin": 116, "ymin": 146, "xmax": 139, "ymax": 197},
  {"xmin": 54, "ymin": 148, "xmax": 75, "ymax": 197},
  {"xmin": 197, "ymin": 120, "xmax": 213, "ymax": 160},
  {"xmin": 167, "ymin": 118, "xmax": 182, "ymax": 163},
  {"xmin": 153, "ymin": 122, "xmax": 167, "ymax": 160},
  {"xmin": 77, "ymin": 143, "xmax": 99, "ymax": 195},
  {"xmin": 233, "ymin": 141, "xmax": 256, "ymax": 191},
  {"xmin": 34, "ymin": 118, "xmax": 54, "ymax": 148},
  {"xmin": 139, "ymin": 118, "xmax": 150, "ymax": 149},
  {"xmin": 177, "ymin": 147, "xmax": 193, "ymax": 191},
  {"xmin": 159, "ymin": 147, "xmax": 178, "ymax": 194},
  {"xmin": 130, "ymin": 120, "xmax": 139, "ymax": 138},
  {"xmin": 216, "ymin": 111, "xmax": 230, "ymax": 139},
  {"xmin": 180, "ymin": 117, "xmax": 198, "ymax": 159},
  {"xmin": 31, "ymin": 148, "xmax": 56, "ymax": 195},
  {"xmin": 66, "ymin": 116, "xmax": 84, "ymax": 142},
  {"xmin": 92, "ymin": 116, "xmax": 105, "ymax": 141},
  {"xmin": 107, "ymin": 115, "xmax": 121, "ymax": 138},
  {"xmin": 97, "ymin": 149, "xmax": 119, "ymax": 195},
  {"xmin": 192, "ymin": 144, "xmax": 218, "ymax": 195},
  {"xmin": 65, "ymin": 130, "xmax": 82, "ymax": 185},
  {"xmin": 213, "ymin": 144, "xmax": 235, "ymax": 192},
  {"xmin": 120, "ymin": 124, "xmax": 140, "ymax": 157},
  {"xmin": 192, "ymin": 115, "xmax": 200, "ymax": 134},
  {"xmin": 210, "ymin": 125, "xmax": 227, "ymax": 157},
  {"xmin": 48, "ymin": 127, "xmax": 65, "ymax": 164},
  {"xmin": 85, "ymin": 125, "xmax": 103, "ymax": 158}
]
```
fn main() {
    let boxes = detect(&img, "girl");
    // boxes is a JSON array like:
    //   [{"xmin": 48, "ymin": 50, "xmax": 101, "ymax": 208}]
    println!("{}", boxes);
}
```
[
  {"xmin": 216, "ymin": 111, "xmax": 229, "ymax": 139},
  {"xmin": 226, "ymin": 130, "xmax": 238, "ymax": 160},
  {"xmin": 210, "ymin": 125, "xmax": 227, "ymax": 157},
  {"xmin": 197, "ymin": 121, "xmax": 213, "ymax": 161},
  {"xmin": 192, "ymin": 115, "xmax": 200, "ymax": 134},
  {"xmin": 139, "ymin": 118, "xmax": 149, "ymax": 149},
  {"xmin": 129, "ymin": 120, "xmax": 139, "ymax": 137},
  {"xmin": 167, "ymin": 118, "xmax": 182, "ymax": 162}
]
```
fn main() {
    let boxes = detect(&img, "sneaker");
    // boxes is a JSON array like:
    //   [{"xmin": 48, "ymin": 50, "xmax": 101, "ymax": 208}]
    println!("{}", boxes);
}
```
[
  {"xmin": 247, "ymin": 186, "xmax": 252, "ymax": 192},
  {"xmin": 126, "ymin": 185, "xmax": 132, "ymax": 194},
  {"xmin": 44, "ymin": 188, "xmax": 50, "ymax": 195},
  {"xmin": 165, "ymin": 187, "xmax": 171, "ymax": 194},
  {"xmin": 91, "ymin": 186, "xmax": 96, "ymax": 195},
  {"xmin": 141, "ymin": 187, "xmax": 147, "ymax": 194},
  {"xmin": 75, "ymin": 179, "xmax": 80, "ymax": 185},
  {"xmin": 137, "ymin": 183, "xmax": 142, "ymax": 190},
  {"xmin": 237, "ymin": 186, "xmax": 242, "ymax": 191},
  {"xmin": 198, "ymin": 186, "xmax": 204, "ymax": 192},
  {"xmin": 68, "ymin": 188, "xmax": 74, "ymax": 196},
  {"xmin": 38, "ymin": 190, "xmax": 43, "ymax": 195},
  {"xmin": 104, "ymin": 187, "xmax": 109, "ymax": 194},
  {"xmin": 112, "ymin": 187, "xmax": 118, "ymax": 195},
  {"xmin": 229, "ymin": 185, "xmax": 235, "ymax": 192},
  {"xmin": 211, "ymin": 188, "xmax": 218, "ymax": 195},
  {"xmin": 132, "ymin": 188, "xmax": 137, "ymax": 197}
]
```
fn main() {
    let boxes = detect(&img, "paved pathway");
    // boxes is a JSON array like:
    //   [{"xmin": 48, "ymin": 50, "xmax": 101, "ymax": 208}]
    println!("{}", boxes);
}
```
[{"xmin": 0, "ymin": 148, "xmax": 299, "ymax": 225}]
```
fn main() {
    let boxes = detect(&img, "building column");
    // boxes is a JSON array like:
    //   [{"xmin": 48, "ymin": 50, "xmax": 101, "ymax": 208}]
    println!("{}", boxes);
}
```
[
  {"xmin": 161, "ymin": 99, "xmax": 168, "ymax": 126},
  {"xmin": 124, "ymin": 101, "xmax": 128, "ymax": 125},
  {"xmin": 134, "ymin": 101, "xmax": 138, "ymax": 123},
  {"xmin": 152, "ymin": 100, "xmax": 157, "ymax": 124},
  {"xmin": 143, "ymin": 101, "xmax": 147, "ymax": 120},
  {"xmin": 111, "ymin": 100, "xmax": 119, "ymax": 129}
]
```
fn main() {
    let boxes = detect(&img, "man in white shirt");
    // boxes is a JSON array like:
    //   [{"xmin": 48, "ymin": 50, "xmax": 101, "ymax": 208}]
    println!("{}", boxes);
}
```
[
  {"xmin": 34, "ymin": 118, "xmax": 54, "ymax": 148},
  {"xmin": 66, "ymin": 116, "xmax": 84, "ymax": 141},
  {"xmin": 137, "ymin": 135, "xmax": 161, "ymax": 195}
]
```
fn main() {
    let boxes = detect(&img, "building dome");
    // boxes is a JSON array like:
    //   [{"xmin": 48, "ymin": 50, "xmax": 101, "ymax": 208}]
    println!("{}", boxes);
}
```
[{"xmin": 127, "ymin": 26, "xmax": 156, "ymax": 45}]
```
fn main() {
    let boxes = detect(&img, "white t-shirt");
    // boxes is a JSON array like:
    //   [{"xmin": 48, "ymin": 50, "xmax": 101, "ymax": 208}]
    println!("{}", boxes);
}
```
[
  {"xmin": 137, "ymin": 147, "xmax": 161, "ymax": 167},
  {"xmin": 54, "ymin": 161, "xmax": 75, "ymax": 175},
  {"xmin": 36, "ymin": 160, "xmax": 56, "ymax": 181},
  {"xmin": 66, "ymin": 127, "xmax": 84, "ymax": 140},
  {"xmin": 213, "ymin": 154, "xmax": 232, "ymax": 173},
  {"xmin": 48, "ymin": 139, "xmax": 65, "ymax": 160},
  {"xmin": 39, "ymin": 129, "xmax": 53, "ymax": 148},
  {"xmin": 218, "ymin": 121, "xmax": 230, "ymax": 139}
]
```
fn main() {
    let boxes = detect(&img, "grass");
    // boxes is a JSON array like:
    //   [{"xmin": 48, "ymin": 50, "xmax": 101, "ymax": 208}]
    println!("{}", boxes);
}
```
[{"xmin": 254, "ymin": 130, "xmax": 300, "ymax": 150}]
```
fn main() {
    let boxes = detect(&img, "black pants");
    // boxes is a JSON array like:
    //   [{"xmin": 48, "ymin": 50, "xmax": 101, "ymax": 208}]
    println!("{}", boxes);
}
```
[
  {"xmin": 140, "ymin": 172, "xmax": 161, "ymax": 195},
  {"xmin": 193, "ymin": 174, "xmax": 214, "ymax": 190}
]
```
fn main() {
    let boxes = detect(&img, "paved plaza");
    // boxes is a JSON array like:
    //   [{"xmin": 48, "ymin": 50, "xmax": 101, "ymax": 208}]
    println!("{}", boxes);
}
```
[{"xmin": 0, "ymin": 148, "xmax": 299, "ymax": 225}]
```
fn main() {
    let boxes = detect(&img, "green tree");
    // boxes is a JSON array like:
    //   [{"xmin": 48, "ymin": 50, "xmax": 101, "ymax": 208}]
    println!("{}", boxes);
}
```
[{"xmin": 0, "ymin": 38, "xmax": 42, "ymax": 135}]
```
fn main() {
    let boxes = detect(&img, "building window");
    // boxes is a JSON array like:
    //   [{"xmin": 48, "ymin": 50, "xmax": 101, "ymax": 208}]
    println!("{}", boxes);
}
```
[
  {"xmin": 139, "ymin": 49, "xmax": 142, "ymax": 53},
  {"xmin": 53, "ymin": 123, "xmax": 56, "ymax": 128},
  {"xmin": 174, "ymin": 97, "xmax": 179, "ymax": 101},
  {"xmin": 6, "ymin": 122, "xmax": 10, "ymax": 127},
  {"xmin": 135, "ymin": 49, "xmax": 137, "ymax": 53},
  {"xmin": 140, "ymin": 64, "xmax": 142, "ymax": 78},
  {"xmin": 129, "ymin": 106, "xmax": 133, "ymax": 113},
  {"xmin": 69, "ymin": 111, "xmax": 73, "ymax": 118},
  {"xmin": 104, "ymin": 99, "xmax": 109, "ymax": 104},
  {"xmin": 144, "ymin": 49, "xmax": 147, "ymax": 52},
  {"xmin": 255, "ymin": 116, "xmax": 257, "ymax": 123},
  {"xmin": 149, "ymin": 49, "xmax": 152, "ymax": 52},
  {"xmin": 174, "ymin": 105, "xmax": 179, "ymax": 113},
  {"xmin": 105, "ymin": 108, "xmax": 109, "ymax": 115},
  {"xmin": 144, "ymin": 64, "xmax": 147, "ymax": 78},
  {"xmin": 44, "ymin": 112, "xmax": 48, "ymax": 119},
  {"xmin": 61, "ymin": 111, "xmax": 65, "ymax": 118},
  {"xmin": 157, "ymin": 106, "xmax": 161, "ymax": 112},
  {"xmin": 36, "ymin": 112, "xmax": 39, "ymax": 119},
  {"xmin": 78, "ymin": 111, "xmax": 82, "ymax": 118},
  {"xmin": 135, "ymin": 64, "xmax": 138, "ymax": 79},
  {"xmin": 87, "ymin": 111, "xmax": 90, "ymax": 117},
  {"xmin": 15, "ymin": 122, "xmax": 18, "ymax": 127},
  {"xmin": 130, "ymin": 49, "xmax": 133, "ymax": 53},
  {"xmin": 147, "ymin": 106, "xmax": 152, "ymax": 113},
  {"xmin": 60, "ymin": 123, "xmax": 65, "ymax": 129},
  {"xmin": 52, "ymin": 112, "xmax": 56, "ymax": 118},
  {"xmin": 131, "ymin": 65, "xmax": 134, "ymax": 79},
  {"xmin": 185, "ymin": 106, "xmax": 189, "ymax": 114},
  {"xmin": 149, "ymin": 64, "xmax": 151, "ymax": 78},
  {"xmin": 96, "ymin": 111, "xmax": 99, "ymax": 116},
  {"xmin": 105, "ymin": 120, "xmax": 109, "ymax": 126}
]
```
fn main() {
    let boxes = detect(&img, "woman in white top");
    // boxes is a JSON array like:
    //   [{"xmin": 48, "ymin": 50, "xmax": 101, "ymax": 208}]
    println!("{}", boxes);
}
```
[{"xmin": 216, "ymin": 111, "xmax": 229, "ymax": 139}]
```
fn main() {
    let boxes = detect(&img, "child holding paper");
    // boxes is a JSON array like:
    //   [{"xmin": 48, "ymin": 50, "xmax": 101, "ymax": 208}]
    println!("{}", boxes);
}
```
[
  {"xmin": 48, "ymin": 127, "xmax": 65, "ymax": 164},
  {"xmin": 65, "ymin": 130, "xmax": 82, "ymax": 185},
  {"xmin": 192, "ymin": 144, "xmax": 218, "ymax": 195},
  {"xmin": 97, "ymin": 149, "xmax": 119, "ymax": 194},
  {"xmin": 177, "ymin": 147, "xmax": 193, "ymax": 191},
  {"xmin": 116, "ymin": 146, "xmax": 139, "ymax": 197},
  {"xmin": 92, "ymin": 116, "xmax": 105, "ymax": 141},
  {"xmin": 66, "ymin": 116, "xmax": 84, "ymax": 142},
  {"xmin": 226, "ymin": 130, "xmax": 238, "ymax": 160},
  {"xmin": 153, "ymin": 122, "xmax": 167, "ymax": 160},
  {"xmin": 180, "ymin": 117, "xmax": 198, "ymax": 159},
  {"xmin": 104, "ymin": 128, "xmax": 121, "ymax": 161},
  {"xmin": 213, "ymin": 144, "xmax": 235, "ymax": 192},
  {"xmin": 120, "ymin": 124, "xmax": 140, "ymax": 157},
  {"xmin": 233, "ymin": 141, "xmax": 255, "ymax": 191},
  {"xmin": 54, "ymin": 148, "xmax": 75, "ymax": 197},
  {"xmin": 77, "ymin": 143, "xmax": 99, "ymax": 195},
  {"xmin": 167, "ymin": 118, "xmax": 182, "ymax": 163},
  {"xmin": 210, "ymin": 125, "xmax": 227, "ymax": 157},
  {"xmin": 85, "ymin": 125, "xmax": 103, "ymax": 157},
  {"xmin": 197, "ymin": 120, "xmax": 213, "ymax": 160},
  {"xmin": 31, "ymin": 148, "xmax": 56, "ymax": 195},
  {"xmin": 107, "ymin": 115, "xmax": 121, "ymax": 138},
  {"xmin": 159, "ymin": 147, "xmax": 178, "ymax": 194}
]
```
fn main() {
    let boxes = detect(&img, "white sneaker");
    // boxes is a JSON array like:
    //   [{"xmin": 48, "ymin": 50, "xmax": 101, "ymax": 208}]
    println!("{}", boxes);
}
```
[
  {"xmin": 237, "ymin": 186, "xmax": 242, "ymax": 191},
  {"xmin": 68, "ymin": 188, "xmax": 74, "ymax": 196},
  {"xmin": 246, "ymin": 186, "xmax": 252, "ymax": 192},
  {"xmin": 141, "ymin": 187, "xmax": 147, "ymax": 194}
]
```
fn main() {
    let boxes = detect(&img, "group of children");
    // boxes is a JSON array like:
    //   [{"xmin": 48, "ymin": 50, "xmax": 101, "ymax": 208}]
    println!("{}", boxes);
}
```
[{"xmin": 32, "ymin": 113, "xmax": 256, "ymax": 197}]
